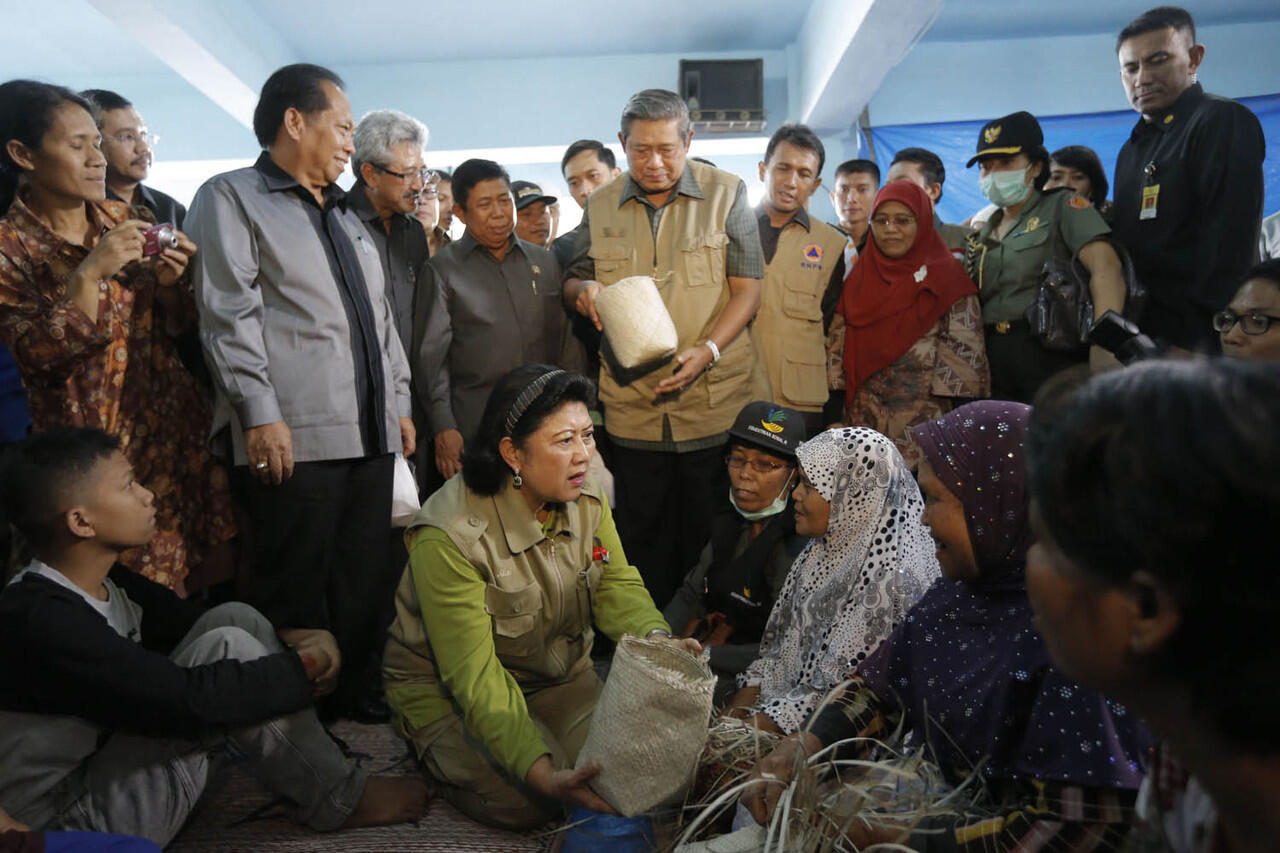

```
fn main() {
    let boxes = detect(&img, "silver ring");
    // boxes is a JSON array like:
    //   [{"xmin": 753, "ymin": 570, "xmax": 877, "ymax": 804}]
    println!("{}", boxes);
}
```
[{"xmin": 254, "ymin": 461, "xmax": 268, "ymax": 471}]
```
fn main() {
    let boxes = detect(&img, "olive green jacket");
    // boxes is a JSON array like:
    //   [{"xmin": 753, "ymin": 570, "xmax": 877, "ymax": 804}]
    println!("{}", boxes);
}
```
[{"xmin": 383, "ymin": 472, "xmax": 667, "ymax": 778}]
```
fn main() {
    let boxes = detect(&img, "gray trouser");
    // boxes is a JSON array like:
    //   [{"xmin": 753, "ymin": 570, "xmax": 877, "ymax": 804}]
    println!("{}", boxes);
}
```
[{"xmin": 50, "ymin": 603, "xmax": 367, "ymax": 847}]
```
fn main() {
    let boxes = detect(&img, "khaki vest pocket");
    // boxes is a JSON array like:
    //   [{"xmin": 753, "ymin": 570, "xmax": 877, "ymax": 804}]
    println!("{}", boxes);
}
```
[
  {"xmin": 780, "ymin": 334, "xmax": 828, "ymax": 406},
  {"xmin": 705, "ymin": 336, "xmax": 754, "ymax": 408},
  {"xmin": 485, "ymin": 582, "xmax": 542, "ymax": 655},
  {"xmin": 781, "ymin": 279, "xmax": 823, "ymax": 321},
  {"xmin": 591, "ymin": 242, "xmax": 633, "ymax": 281},
  {"xmin": 677, "ymin": 232, "xmax": 729, "ymax": 288}
]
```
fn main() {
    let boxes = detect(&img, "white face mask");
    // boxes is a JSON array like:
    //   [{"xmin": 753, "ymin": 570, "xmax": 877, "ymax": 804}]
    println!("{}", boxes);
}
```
[
  {"xmin": 729, "ymin": 470, "xmax": 796, "ymax": 522},
  {"xmin": 980, "ymin": 165, "xmax": 1033, "ymax": 208}
]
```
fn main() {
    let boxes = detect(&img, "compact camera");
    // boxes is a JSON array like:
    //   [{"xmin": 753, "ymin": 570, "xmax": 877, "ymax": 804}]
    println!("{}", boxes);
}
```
[{"xmin": 142, "ymin": 222, "xmax": 179, "ymax": 258}]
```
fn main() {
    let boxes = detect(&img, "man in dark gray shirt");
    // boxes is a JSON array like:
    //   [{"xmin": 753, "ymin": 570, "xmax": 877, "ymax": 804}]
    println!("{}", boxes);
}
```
[
  {"xmin": 186, "ymin": 64, "xmax": 413, "ymax": 720},
  {"xmin": 347, "ymin": 109, "xmax": 432, "ymax": 362},
  {"xmin": 81, "ymin": 88, "xmax": 208, "ymax": 391},
  {"xmin": 80, "ymin": 88, "xmax": 187, "ymax": 228},
  {"xmin": 415, "ymin": 159, "xmax": 565, "ymax": 481}
]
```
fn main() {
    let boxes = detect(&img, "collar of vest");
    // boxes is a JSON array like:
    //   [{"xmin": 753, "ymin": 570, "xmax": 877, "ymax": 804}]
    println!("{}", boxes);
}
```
[
  {"xmin": 754, "ymin": 203, "xmax": 812, "ymax": 231},
  {"xmin": 617, "ymin": 162, "xmax": 707, "ymax": 208},
  {"xmin": 492, "ymin": 474, "xmax": 602, "ymax": 554}
]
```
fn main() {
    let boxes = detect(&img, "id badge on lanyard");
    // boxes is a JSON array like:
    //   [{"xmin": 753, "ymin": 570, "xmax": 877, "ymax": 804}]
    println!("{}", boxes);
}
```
[{"xmin": 1140, "ymin": 161, "xmax": 1159, "ymax": 221}]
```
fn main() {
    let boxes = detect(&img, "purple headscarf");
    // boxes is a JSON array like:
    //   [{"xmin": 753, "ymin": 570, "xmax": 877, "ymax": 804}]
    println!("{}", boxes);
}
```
[
  {"xmin": 853, "ymin": 402, "xmax": 1149, "ymax": 789},
  {"xmin": 914, "ymin": 400, "xmax": 1031, "ymax": 589}
]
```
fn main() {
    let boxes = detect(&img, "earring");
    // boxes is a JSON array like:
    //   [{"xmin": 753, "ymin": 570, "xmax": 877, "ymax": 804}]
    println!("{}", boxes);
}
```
[{"xmin": 512, "ymin": 470, "xmax": 523, "ymax": 489}]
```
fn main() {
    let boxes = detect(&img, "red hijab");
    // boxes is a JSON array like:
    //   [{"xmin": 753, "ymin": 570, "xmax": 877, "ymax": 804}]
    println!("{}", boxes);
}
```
[{"xmin": 838, "ymin": 181, "xmax": 976, "ymax": 403}]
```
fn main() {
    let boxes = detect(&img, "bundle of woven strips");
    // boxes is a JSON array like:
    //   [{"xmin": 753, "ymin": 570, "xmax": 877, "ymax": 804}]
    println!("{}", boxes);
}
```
[{"xmin": 670, "ymin": 695, "xmax": 988, "ymax": 852}]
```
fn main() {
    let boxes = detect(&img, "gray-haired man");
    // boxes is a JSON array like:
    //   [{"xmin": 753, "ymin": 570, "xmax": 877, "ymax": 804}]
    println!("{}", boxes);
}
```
[
  {"xmin": 561, "ymin": 88, "xmax": 764, "ymax": 608},
  {"xmin": 347, "ymin": 109, "xmax": 433, "ymax": 352}
]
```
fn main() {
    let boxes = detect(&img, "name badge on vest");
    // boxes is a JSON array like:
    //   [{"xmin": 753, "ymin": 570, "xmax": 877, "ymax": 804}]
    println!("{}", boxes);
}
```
[{"xmin": 1140, "ymin": 185, "xmax": 1160, "ymax": 220}]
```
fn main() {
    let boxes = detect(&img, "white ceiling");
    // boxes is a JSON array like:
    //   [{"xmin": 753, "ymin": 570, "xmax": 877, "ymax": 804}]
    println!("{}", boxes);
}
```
[
  {"xmin": 922, "ymin": 0, "xmax": 1280, "ymax": 41},
  {"xmin": 8, "ymin": 1, "xmax": 1279, "ymax": 83},
  {"xmin": 253, "ymin": 0, "xmax": 814, "ymax": 64}
]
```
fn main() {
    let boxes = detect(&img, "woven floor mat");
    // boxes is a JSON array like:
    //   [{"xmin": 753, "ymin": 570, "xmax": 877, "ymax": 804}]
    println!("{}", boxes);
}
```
[{"xmin": 166, "ymin": 720, "xmax": 550, "ymax": 852}]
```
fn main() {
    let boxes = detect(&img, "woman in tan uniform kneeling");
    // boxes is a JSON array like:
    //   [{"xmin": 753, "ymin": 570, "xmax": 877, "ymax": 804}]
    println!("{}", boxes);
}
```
[{"xmin": 384, "ymin": 364, "xmax": 699, "ymax": 829}]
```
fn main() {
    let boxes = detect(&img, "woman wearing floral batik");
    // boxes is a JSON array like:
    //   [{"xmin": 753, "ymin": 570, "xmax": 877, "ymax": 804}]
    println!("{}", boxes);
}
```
[{"xmin": 0, "ymin": 80, "xmax": 234, "ymax": 592}]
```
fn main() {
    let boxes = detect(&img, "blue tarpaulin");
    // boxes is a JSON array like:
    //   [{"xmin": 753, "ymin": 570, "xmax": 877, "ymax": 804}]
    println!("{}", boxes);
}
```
[
  {"xmin": 0, "ymin": 342, "xmax": 29, "ymax": 442},
  {"xmin": 868, "ymin": 93, "xmax": 1280, "ymax": 226}
]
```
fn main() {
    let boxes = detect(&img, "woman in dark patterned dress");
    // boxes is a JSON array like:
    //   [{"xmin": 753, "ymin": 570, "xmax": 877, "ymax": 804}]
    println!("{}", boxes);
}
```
[
  {"xmin": 0, "ymin": 80, "xmax": 234, "ymax": 593},
  {"xmin": 838, "ymin": 181, "xmax": 990, "ymax": 468}
]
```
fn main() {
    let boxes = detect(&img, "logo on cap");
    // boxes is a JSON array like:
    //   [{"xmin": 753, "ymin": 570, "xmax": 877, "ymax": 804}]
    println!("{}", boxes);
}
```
[
  {"xmin": 518, "ymin": 186, "xmax": 539, "ymax": 199},
  {"xmin": 983, "ymin": 125, "xmax": 1002, "ymax": 144},
  {"xmin": 761, "ymin": 407, "xmax": 787, "ymax": 434}
]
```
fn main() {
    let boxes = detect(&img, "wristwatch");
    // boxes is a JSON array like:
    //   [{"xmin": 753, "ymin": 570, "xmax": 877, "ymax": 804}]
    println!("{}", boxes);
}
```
[
  {"xmin": 703, "ymin": 339, "xmax": 721, "ymax": 365},
  {"xmin": 646, "ymin": 628, "xmax": 673, "ymax": 639}
]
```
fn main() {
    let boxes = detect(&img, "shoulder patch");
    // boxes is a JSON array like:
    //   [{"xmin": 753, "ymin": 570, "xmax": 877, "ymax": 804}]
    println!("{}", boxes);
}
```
[{"xmin": 1067, "ymin": 195, "xmax": 1092, "ymax": 210}]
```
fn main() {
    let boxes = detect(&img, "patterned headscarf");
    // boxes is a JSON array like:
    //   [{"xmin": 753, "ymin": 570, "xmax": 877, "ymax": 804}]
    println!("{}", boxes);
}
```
[
  {"xmin": 741, "ymin": 427, "xmax": 940, "ymax": 733},
  {"xmin": 856, "ymin": 403, "xmax": 1150, "ymax": 788},
  {"xmin": 913, "ymin": 400, "xmax": 1032, "ymax": 588}
]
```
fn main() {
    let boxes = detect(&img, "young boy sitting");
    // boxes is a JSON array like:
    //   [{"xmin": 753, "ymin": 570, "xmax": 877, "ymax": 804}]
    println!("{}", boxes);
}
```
[{"xmin": 0, "ymin": 428, "xmax": 430, "ymax": 846}]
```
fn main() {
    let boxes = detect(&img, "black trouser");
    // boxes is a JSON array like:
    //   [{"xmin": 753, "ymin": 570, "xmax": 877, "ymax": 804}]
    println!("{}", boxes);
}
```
[
  {"xmin": 984, "ymin": 321, "xmax": 1086, "ymax": 404},
  {"xmin": 610, "ymin": 442, "xmax": 728, "ymax": 611},
  {"xmin": 231, "ymin": 453, "xmax": 396, "ymax": 714},
  {"xmin": 1142, "ymin": 297, "xmax": 1221, "ymax": 354}
]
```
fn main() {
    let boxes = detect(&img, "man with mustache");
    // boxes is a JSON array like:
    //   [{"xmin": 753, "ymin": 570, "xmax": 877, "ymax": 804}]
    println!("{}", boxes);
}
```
[
  {"xmin": 80, "ymin": 89, "xmax": 209, "ymax": 395},
  {"xmin": 186, "ymin": 64, "xmax": 414, "ymax": 722},
  {"xmin": 1111, "ymin": 5, "xmax": 1265, "ymax": 352},
  {"xmin": 80, "ymin": 89, "xmax": 185, "ymax": 228}
]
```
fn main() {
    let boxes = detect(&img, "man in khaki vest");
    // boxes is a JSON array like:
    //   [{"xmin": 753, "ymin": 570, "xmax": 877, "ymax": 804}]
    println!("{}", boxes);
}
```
[
  {"xmin": 562, "ymin": 88, "xmax": 764, "ymax": 609},
  {"xmin": 751, "ymin": 124, "xmax": 848, "ymax": 434}
]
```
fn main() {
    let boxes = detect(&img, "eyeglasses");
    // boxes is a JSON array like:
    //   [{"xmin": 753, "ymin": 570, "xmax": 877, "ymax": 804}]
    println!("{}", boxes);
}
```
[
  {"xmin": 372, "ymin": 164, "xmax": 439, "ymax": 185},
  {"xmin": 870, "ymin": 215, "xmax": 916, "ymax": 229},
  {"xmin": 725, "ymin": 455, "xmax": 791, "ymax": 475},
  {"xmin": 1212, "ymin": 309, "xmax": 1280, "ymax": 335},
  {"xmin": 104, "ymin": 129, "xmax": 158, "ymax": 148}
]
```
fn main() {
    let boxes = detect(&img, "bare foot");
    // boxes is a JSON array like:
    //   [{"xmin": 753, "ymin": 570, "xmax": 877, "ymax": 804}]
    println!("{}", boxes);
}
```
[{"xmin": 342, "ymin": 775, "xmax": 432, "ymax": 828}]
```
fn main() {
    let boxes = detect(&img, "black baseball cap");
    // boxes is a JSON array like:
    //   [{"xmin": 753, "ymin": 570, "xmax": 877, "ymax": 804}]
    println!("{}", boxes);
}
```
[
  {"xmin": 966, "ymin": 111, "xmax": 1044, "ymax": 167},
  {"xmin": 511, "ymin": 180, "xmax": 557, "ymax": 210},
  {"xmin": 726, "ymin": 401, "xmax": 809, "ymax": 460}
]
